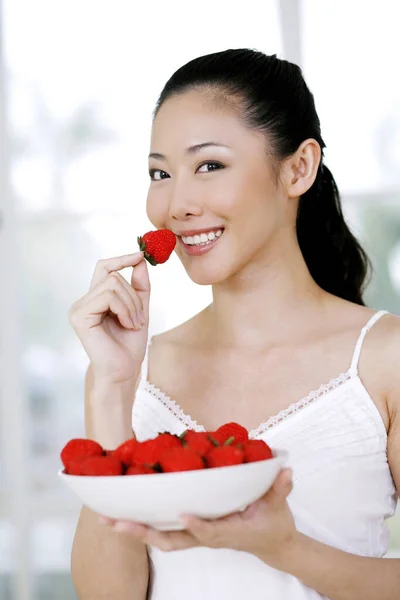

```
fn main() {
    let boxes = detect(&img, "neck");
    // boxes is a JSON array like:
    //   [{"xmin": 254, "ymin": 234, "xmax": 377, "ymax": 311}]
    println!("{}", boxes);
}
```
[{"xmin": 207, "ymin": 240, "xmax": 327, "ymax": 349}]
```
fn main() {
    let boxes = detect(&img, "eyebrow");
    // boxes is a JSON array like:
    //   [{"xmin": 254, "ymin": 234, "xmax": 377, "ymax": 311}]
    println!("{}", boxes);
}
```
[{"xmin": 148, "ymin": 142, "xmax": 230, "ymax": 161}]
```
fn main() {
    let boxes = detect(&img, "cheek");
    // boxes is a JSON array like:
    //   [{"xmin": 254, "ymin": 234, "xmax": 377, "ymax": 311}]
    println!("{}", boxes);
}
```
[
  {"xmin": 226, "ymin": 176, "xmax": 279, "ymax": 238},
  {"xmin": 146, "ymin": 189, "xmax": 167, "ymax": 228}
]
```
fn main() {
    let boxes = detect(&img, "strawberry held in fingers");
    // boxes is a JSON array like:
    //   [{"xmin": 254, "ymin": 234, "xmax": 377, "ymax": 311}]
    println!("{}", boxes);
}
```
[{"xmin": 137, "ymin": 229, "xmax": 176, "ymax": 265}]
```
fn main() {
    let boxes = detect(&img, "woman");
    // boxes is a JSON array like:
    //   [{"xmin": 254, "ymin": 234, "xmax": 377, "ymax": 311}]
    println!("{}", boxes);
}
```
[{"xmin": 69, "ymin": 49, "xmax": 400, "ymax": 599}]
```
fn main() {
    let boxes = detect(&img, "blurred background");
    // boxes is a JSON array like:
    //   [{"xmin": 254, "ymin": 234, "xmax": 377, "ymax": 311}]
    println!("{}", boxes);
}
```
[{"xmin": 1, "ymin": 1, "xmax": 399, "ymax": 598}]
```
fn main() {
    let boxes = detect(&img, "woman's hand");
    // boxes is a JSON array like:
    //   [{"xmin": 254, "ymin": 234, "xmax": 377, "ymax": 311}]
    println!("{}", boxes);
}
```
[
  {"xmin": 99, "ymin": 468, "xmax": 297, "ymax": 565},
  {"xmin": 68, "ymin": 252, "xmax": 150, "ymax": 386}
]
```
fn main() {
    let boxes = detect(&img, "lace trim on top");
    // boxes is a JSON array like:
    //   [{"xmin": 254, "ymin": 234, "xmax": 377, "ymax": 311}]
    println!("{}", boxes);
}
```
[{"xmin": 143, "ymin": 369, "xmax": 353, "ymax": 439}]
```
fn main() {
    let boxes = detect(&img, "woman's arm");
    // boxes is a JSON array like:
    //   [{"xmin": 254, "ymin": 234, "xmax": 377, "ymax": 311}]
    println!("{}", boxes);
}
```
[
  {"xmin": 95, "ymin": 314, "xmax": 400, "ymax": 600},
  {"xmin": 71, "ymin": 366, "xmax": 149, "ymax": 600},
  {"xmin": 267, "ymin": 531, "xmax": 400, "ymax": 600},
  {"xmin": 267, "ymin": 320, "xmax": 400, "ymax": 600}
]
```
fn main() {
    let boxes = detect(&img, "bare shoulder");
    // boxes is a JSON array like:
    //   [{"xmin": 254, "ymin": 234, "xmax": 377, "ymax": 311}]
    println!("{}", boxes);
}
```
[
  {"xmin": 150, "ymin": 308, "xmax": 208, "ymax": 349},
  {"xmin": 368, "ymin": 312, "xmax": 400, "ymax": 376},
  {"xmin": 375, "ymin": 312, "xmax": 400, "ymax": 495},
  {"xmin": 374, "ymin": 312, "xmax": 400, "ymax": 397},
  {"xmin": 358, "ymin": 310, "xmax": 400, "ymax": 433},
  {"xmin": 147, "ymin": 308, "xmax": 209, "ymax": 379}
]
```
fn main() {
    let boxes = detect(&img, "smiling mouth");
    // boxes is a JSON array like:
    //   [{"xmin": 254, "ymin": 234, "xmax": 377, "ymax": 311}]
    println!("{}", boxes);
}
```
[
  {"xmin": 180, "ymin": 228, "xmax": 224, "ymax": 247},
  {"xmin": 178, "ymin": 228, "xmax": 225, "ymax": 256}
]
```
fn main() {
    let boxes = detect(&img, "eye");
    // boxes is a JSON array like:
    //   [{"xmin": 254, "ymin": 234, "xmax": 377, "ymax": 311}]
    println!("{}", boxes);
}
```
[
  {"xmin": 149, "ymin": 169, "xmax": 170, "ymax": 181},
  {"xmin": 197, "ymin": 162, "xmax": 225, "ymax": 173}
]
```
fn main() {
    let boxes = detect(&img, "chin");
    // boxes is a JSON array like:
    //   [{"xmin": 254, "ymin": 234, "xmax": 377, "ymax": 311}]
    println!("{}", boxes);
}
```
[
  {"xmin": 176, "ymin": 238, "xmax": 243, "ymax": 285},
  {"xmin": 183, "ymin": 261, "xmax": 236, "ymax": 286}
]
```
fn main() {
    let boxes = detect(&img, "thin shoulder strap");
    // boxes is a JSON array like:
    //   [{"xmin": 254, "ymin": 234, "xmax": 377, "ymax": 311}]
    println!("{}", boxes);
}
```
[
  {"xmin": 349, "ymin": 310, "xmax": 389, "ymax": 376},
  {"xmin": 140, "ymin": 337, "xmax": 153, "ymax": 382}
]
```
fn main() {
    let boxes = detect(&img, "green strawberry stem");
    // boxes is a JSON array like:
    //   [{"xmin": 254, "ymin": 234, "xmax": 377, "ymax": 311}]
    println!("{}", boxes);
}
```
[
  {"xmin": 137, "ymin": 236, "xmax": 158, "ymax": 266},
  {"xmin": 224, "ymin": 436, "xmax": 235, "ymax": 446},
  {"xmin": 208, "ymin": 435, "xmax": 220, "ymax": 447}
]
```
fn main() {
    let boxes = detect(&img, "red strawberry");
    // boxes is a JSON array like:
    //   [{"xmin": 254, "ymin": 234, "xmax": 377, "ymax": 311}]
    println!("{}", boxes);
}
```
[
  {"xmin": 133, "ymin": 439, "xmax": 160, "ymax": 467},
  {"xmin": 152, "ymin": 433, "xmax": 182, "ymax": 452},
  {"xmin": 80, "ymin": 456, "xmax": 124, "ymax": 476},
  {"xmin": 134, "ymin": 434, "xmax": 182, "ymax": 467},
  {"xmin": 61, "ymin": 438, "xmax": 104, "ymax": 468},
  {"xmin": 65, "ymin": 459, "xmax": 84, "ymax": 475},
  {"xmin": 207, "ymin": 445, "xmax": 244, "ymax": 468},
  {"xmin": 125, "ymin": 465, "xmax": 156, "ymax": 475},
  {"xmin": 213, "ymin": 422, "xmax": 249, "ymax": 445},
  {"xmin": 181, "ymin": 430, "xmax": 215, "ymax": 456},
  {"xmin": 159, "ymin": 447, "xmax": 205, "ymax": 473},
  {"xmin": 112, "ymin": 438, "xmax": 139, "ymax": 466},
  {"xmin": 137, "ymin": 229, "xmax": 176, "ymax": 266},
  {"xmin": 243, "ymin": 440, "xmax": 273, "ymax": 463}
]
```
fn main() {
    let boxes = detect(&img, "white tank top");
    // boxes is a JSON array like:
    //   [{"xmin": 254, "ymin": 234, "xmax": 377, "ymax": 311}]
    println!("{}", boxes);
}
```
[{"xmin": 132, "ymin": 310, "xmax": 398, "ymax": 600}]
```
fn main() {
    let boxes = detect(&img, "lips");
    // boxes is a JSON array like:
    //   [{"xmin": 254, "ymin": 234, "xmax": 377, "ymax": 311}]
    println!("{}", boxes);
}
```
[
  {"xmin": 178, "ymin": 229, "xmax": 224, "ymax": 257},
  {"xmin": 181, "ymin": 229, "xmax": 223, "ymax": 246},
  {"xmin": 175, "ymin": 226, "xmax": 224, "ymax": 238}
]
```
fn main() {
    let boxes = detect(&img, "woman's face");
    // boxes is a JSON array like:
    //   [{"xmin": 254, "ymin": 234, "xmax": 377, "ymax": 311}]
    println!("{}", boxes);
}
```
[{"xmin": 146, "ymin": 90, "xmax": 293, "ymax": 286}]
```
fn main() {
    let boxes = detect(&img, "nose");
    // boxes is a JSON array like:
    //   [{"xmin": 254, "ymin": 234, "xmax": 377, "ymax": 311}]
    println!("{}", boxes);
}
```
[{"xmin": 168, "ymin": 180, "xmax": 203, "ymax": 221}]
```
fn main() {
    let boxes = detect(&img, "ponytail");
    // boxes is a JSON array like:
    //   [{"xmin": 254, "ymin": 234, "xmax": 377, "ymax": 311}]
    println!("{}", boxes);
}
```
[{"xmin": 296, "ymin": 164, "xmax": 371, "ymax": 305}]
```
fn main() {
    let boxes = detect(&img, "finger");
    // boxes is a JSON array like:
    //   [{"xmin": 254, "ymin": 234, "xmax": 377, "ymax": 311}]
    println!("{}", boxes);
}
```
[
  {"xmin": 111, "ymin": 521, "xmax": 198, "ymax": 551},
  {"xmin": 70, "ymin": 288, "xmax": 135, "ymax": 332},
  {"xmin": 180, "ymin": 516, "xmax": 222, "ymax": 547},
  {"xmin": 112, "ymin": 521, "xmax": 148, "ymax": 536},
  {"xmin": 105, "ymin": 272, "xmax": 144, "ymax": 329},
  {"xmin": 263, "ymin": 468, "xmax": 293, "ymax": 506},
  {"xmin": 130, "ymin": 259, "xmax": 151, "ymax": 321},
  {"xmin": 72, "ymin": 271, "xmax": 144, "ymax": 331},
  {"xmin": 90, "ymin": 252, "xmax": 144, "ymax": 291},
  {"xmin": 98, "ymin": 515, "xmax": 115, "ymax": 526},
  {"xmin": 144, "ymin": 528, "xmax": 198, "ymax": 552},
  {"xmin": 240, "ymin": 468, "xmax": 293, "ymax": 520}
]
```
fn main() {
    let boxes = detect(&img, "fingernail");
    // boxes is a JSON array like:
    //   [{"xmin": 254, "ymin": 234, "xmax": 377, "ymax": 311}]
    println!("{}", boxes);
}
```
[{"xmin": 98, "ymin": 516, "xmax": 109, "ymax": 525}]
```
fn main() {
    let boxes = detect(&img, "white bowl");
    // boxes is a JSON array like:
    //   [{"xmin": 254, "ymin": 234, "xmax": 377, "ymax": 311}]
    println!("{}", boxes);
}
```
[{"xmin": 58, "ymin": 449, "xmax": 288, "ymax": 530}]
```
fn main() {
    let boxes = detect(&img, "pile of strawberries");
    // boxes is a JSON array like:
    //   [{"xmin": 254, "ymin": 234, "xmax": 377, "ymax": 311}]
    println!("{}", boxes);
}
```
[{"xmin": 60, "ymin": 422, "xmax": 273, "ymax": 476}]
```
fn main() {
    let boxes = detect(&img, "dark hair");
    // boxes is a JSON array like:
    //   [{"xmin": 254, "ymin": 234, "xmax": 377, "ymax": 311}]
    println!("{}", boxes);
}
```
[{"xmin": 154, "ymin": 49, "xmax": 371, "ymax": 305}]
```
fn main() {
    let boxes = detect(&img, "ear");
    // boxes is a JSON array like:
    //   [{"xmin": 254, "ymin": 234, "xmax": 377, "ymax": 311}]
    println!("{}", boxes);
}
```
[{"xmin": 281, "ymin": 139, "xmax": 321, "ymax": 199}]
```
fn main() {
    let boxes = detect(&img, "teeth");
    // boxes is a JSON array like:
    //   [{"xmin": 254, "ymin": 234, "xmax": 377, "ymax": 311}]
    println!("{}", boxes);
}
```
[{"xmin": 182, "ymin": 229, "xmax": 223, "ymax": 246}]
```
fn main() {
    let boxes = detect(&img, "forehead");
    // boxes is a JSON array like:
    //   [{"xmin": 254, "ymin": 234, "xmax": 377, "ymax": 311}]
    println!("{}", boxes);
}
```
[{"xmin": 150, "ymin": 90, "xmax": 262, "ymax": 153}]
